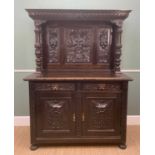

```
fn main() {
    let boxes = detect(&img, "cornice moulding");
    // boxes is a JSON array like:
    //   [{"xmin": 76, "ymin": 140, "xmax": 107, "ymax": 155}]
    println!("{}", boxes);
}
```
[{"xmin": 26, "ymin": 9, "xmax": 131, "ymax": 21}]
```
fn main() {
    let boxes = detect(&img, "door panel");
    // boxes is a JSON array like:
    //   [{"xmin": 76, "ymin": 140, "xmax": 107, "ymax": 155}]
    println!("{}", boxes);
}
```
[
  {"xmin": 82, "ymin": 92, "xmax": 121, "ymax": 136},
  {"xmin": 35, "ymin": 92, "xmax": 76, "ymax": 138}
]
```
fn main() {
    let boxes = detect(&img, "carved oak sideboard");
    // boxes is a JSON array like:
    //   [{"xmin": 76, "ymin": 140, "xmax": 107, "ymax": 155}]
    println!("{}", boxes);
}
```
[{"xmin": 24, "ymin": 9, "xmax": 132, "ymax": 150}]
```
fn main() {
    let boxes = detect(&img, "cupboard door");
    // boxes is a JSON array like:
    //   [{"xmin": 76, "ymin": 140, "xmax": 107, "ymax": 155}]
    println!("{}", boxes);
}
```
[
  {"xmin": 34, "ymin": 92, "xmax": 76, "ymax": 138},
  {"xmin": 82, "ymin": 92, "xmax": 121, "ymax": 136}
]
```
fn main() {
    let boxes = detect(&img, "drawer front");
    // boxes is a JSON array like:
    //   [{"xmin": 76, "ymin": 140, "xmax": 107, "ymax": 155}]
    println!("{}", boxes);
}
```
[
  {"xmin": 82, "ymin": 82, "xmax": 121, "ymax": 91},
  {"xmin": 34, "ymin": 82, "xmax": 75, "ymax": 91}
]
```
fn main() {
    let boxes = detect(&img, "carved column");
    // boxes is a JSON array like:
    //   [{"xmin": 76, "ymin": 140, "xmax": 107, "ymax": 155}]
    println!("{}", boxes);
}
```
[
  {"xmin": 34, "ymin": 20, "xmax": 46, "ymax": 72},
  {"xmin": 112, "ymin": 20, "xmax": 123, "ymax": 73}
]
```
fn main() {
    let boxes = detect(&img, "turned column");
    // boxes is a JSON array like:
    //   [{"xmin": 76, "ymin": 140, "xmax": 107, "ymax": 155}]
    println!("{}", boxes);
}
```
[
  {"xmin": 112, "ymin": 20, "xmax": 123, "ymax": 74},
  {"xmin": 34, "ymin": 20, "xmax": 46, "ymax": 72}
]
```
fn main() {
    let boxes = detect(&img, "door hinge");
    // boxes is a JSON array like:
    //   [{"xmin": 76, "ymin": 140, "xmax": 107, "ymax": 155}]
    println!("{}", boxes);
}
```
[
  {"xmin": 72, "ymin": 113, "xmax": 76, "ymax": 122},
  {"xmin": 82, "ymin": 113, "xmax": 85, "ymax": 122}
]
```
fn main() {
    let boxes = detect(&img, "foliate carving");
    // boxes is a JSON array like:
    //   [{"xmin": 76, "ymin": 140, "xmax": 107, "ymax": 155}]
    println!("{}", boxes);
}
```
[
  {"xmin": 65, "ymin": 28, "xmax": 92, "ymax": 63},
  {"xmin": 47, "ymin": 28, "xmax": 60, "ymax": 63},
  {"xmin": 34, "ymin": 20, "xmax": 46, "ymax": 72},
  {"xmin": 97, "ymin": 27, "xmax": 112, "ymax": 63},
  {"xmin": 95, "ymin": 102, "xmax": 108, "ymax": 111},
  {"xmin": 34, "ymin": 20, "xmax": 46, "ymax": 27},
  {"xmin": 45, "ymin": 99, "xmax": 68, "ymax": 129},
  {"xmin": 35, "ymin": 83, "xmax": 75, "ymax": 91},
  {"xmin": 89, "ymin": 99, "xmax": 113, "ymax": 129},
  {"xmin": 110, "ymin": 20, "xmax": 123, "ymax": 28},
  {"xmin": 83, "ymin": 83, "xmax": 120, "ymax": 91}
]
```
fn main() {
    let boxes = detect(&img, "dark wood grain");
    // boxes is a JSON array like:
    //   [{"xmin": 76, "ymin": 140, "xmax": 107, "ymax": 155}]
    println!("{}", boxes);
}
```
[{"xmin": 24, "ymin": 9, "xmax": 132, "ymax": 150}]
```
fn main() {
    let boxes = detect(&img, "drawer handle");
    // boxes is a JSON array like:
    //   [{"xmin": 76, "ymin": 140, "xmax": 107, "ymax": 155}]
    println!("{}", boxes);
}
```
[
  {"xmin": 53, "ymin": 85, "xmax": 58, "ymax": 91},
  {"xmin": 82, "ymin": 113, "xmax": 85, "ymax": 122},
  {"xmin": 72, "ymin": 113, "xmax": 76, "ymax": 122},
  {"xmin": 98, "ymin": 85, "xmax": 105, "ymax": 90}
]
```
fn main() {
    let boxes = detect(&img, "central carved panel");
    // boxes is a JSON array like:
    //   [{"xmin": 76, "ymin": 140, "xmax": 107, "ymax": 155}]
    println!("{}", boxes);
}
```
[{"xmin": 64, "ymin": 28, "xmax": 93, "ymax": 63}]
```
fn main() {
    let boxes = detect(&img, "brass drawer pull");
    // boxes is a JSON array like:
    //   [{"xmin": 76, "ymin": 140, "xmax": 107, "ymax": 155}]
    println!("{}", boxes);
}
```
[
  {"xmin": 82, "ymin": 113, "xmax": 85, "ymax": 122},
  {"xmin": 72, "ymin": 113, "xmax": 76, "ymax": 122},
  {"xmin": 53, "ymin": 85, "xmax": 58, "ymax": 91},
  {"xmin": 98, "ymin": 85, "xmax": 105, "ymax": 90}
]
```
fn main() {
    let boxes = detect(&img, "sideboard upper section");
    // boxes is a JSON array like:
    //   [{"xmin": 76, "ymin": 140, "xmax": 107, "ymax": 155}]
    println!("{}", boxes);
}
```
[{"xmin": 26, "ymin": 9, "xmax": 131, "ymax": 75}]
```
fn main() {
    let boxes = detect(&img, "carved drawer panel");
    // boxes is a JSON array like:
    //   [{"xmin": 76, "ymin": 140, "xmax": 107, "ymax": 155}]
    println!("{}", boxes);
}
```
[
  {"xmin": 34, "ymin": 83, "xmax": 75, "ymax": 91},
  {"xmin": 82, "ymin": 83, "xmax": 121, "ymax": 91}
]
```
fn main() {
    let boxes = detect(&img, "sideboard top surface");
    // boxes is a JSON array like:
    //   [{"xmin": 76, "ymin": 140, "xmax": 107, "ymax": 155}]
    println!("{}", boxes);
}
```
[{"xmin": 24, "ymin": 73, "xmax": 132, "ymax": 81}]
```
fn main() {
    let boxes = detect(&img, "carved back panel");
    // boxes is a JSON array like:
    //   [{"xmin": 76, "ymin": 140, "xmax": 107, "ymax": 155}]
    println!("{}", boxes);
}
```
[
  {"xmin": 43, "ymin": 22, "xmax": 113, "ymax": 70},
  {"xmin": 46, "ymin": 27, "xmax": 60, "ymax": 63},
  {"xmin": 26, "ymin": 9, "xmax": 131, "ymax": 74}
]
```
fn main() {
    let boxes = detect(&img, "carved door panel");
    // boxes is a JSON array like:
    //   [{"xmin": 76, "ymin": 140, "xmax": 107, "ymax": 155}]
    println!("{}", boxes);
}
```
[
  {"xmin": 35, "ymin": 92, "xmax": 76, "ymax": 138},
  {"xmin": 82, "ymin": 93, "xmax": 121, "ymax": 136}
]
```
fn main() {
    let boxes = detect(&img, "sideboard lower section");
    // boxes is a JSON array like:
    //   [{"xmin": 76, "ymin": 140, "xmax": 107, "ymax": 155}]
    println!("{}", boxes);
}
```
[{"xmin": 28, "ymin": 80, "xmax": 128, "ymax": 148}]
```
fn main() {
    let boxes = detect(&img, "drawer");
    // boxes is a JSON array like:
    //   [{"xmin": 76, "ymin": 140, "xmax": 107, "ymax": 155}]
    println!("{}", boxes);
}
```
[
  {"xmin": 82, "ymin": 83, "xmax": 121, "ymax": 91},
  {"xmin": 34, "ymin": 82, "xmax": 75, "ymax": 91}
]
